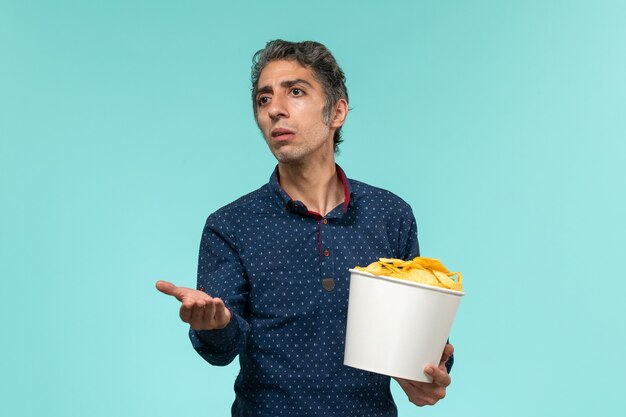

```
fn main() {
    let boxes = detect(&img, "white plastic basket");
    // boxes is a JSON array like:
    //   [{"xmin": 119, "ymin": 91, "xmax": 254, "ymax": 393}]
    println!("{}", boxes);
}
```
[{"xmin": 344, "ymin": 269, "xmax": 464, "ymax": 382}]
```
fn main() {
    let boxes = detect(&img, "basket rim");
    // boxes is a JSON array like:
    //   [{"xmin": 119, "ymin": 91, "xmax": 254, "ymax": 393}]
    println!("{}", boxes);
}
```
[{"xmin": 348, "ymin": 268, "xmax": 465, "ymax": 296}]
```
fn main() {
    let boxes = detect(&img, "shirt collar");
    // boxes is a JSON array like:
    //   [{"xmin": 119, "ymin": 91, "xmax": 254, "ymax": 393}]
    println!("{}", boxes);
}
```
[{"xmin": 268, "ymin": 164, "xmax": 353, "ymax": 218}]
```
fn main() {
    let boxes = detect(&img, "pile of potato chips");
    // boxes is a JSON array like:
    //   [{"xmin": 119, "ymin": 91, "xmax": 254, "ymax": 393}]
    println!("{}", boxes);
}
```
[{"xmin": 355, "ymin": 257, "xmax": 463, "ymax": 291}]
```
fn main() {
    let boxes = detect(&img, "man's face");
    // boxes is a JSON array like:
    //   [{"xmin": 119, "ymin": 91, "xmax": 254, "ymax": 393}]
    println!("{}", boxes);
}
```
[{"xmin": 255, "ymin": 60, "xmax": 336, "ymax": 165}]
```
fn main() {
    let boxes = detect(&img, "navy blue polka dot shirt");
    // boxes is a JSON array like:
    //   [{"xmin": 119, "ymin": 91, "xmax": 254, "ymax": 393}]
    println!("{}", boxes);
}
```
[{"xmin": 190, "ymin": 165, "xmax": 423, "ymax": 416}]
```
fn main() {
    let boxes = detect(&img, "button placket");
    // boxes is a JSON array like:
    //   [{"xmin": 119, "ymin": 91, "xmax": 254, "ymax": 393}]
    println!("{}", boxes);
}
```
[{"xmin": 319, "ymin": 217, "xmax": 335, "ymax": 291}]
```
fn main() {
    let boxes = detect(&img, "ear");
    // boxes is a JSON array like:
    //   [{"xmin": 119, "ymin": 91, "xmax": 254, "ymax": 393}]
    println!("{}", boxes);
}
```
[{"xmin": 330, "ymin": 98, "xmax": 348, "ymax": 129}]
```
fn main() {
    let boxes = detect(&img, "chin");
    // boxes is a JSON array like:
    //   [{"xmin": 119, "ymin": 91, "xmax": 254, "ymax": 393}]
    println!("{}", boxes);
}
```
[
  {"xmin": 273, "ymin": 150, "xmax": 307, "ymax": 164},
  {"xmin": 268, "ymin": 145, "xmax": 301, "ymax": 163},
  {"xmin": 274, "ymin": 154, "xmax": 302, "ymax": 164}
]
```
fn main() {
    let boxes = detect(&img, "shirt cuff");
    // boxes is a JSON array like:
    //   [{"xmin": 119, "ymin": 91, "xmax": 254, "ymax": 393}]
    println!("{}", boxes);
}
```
[
  {"xmin": 445, "ymin": 353, "xmax": 454, "ymax": 373},
  {"xmin": 190, "ymin": 310, "xmax": 240, "ymax": 351}
]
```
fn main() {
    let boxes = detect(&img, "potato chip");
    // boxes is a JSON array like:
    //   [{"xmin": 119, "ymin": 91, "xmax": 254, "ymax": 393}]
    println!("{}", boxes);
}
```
[
  {"xmin": 405, "ymin": 268, "xmax": 440, "ymax": 287},
  {"xmin": 355, "ymin": 256, "xmax": 463, "ymax": 291},
  {"xmin": 379, "ymin": 258, "xmax": 407, "ymax": 267}
]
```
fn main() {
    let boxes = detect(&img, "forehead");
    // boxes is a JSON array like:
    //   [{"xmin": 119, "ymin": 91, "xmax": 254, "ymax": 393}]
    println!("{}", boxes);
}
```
[{"xmin": 257, "ymin": 60, "xmax": 320, "ymax": 88}]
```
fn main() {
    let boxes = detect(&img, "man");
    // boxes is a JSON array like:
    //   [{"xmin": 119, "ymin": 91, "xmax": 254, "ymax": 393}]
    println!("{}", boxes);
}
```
[{"xmin": 156, "ymin": 40, "xmax": 453, "ymax": 417}]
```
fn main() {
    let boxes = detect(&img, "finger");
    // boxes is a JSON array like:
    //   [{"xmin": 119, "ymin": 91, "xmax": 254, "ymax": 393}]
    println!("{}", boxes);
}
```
[
  {"xmin": 156, "ymin": 280, "xmax": 184, "ymax": 301},
  {"xmin": 205, "ymin": 298, "xmax": 215, "ymax": 320},
  {"xmin": 394, "ymin": 377, "xmax": 430, "ymax": 396},
  {"xmin": 179, "ymin": 302, "xmax": 193, "ymax": 323},
  {"xmin": 393, "ymin": 377, "xmax": 439, "ymax": 407},
  {"xmin": 439, "ymin": 343, "xmax": 454, "ymax": 367},
  {"xmin": 394, "ymin": 377, "xmax": 419, "ymax": 392},
  {"xmin": 179, "ymin": 294, "xmax": 203, "ymax": 323},
  {"xmin": 213, "ymin": 298, "xmax": 231, "ymax": 328},
  {"xmin": 425, "ymin": 364, "xmax": 451, "ymax": 387},
  {"xmin": 190, "ymin": 301, "xmax": 208, "ymax": 329}
]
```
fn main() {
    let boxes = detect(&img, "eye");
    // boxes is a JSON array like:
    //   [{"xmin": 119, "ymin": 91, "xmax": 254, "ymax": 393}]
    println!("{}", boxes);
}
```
[
  {"xmin": 291, "ymin": 88, "xmax": 304, "ymax": 96},
  {"xmin": 258, "ymin": 96, "xmax": 270, "ymax": 106}
]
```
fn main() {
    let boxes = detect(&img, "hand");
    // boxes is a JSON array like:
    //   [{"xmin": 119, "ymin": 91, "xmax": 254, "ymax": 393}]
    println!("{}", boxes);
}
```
[
  {"xmin": 393, "ymin": 343, "xmax": 453, "ymax": 407},
  {"xmin": 155, "ymin": 280, "xmax": 231, "ymax": 331}
]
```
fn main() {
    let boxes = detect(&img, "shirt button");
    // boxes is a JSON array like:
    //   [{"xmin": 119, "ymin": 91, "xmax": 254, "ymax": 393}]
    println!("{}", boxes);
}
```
[
  {"xmin": 322, "ymin": 218, "xmax": 328, "ymax": 224},
  {"xmin": 323, "ymin": 249, "xmax": 330, "ymax": 257}
]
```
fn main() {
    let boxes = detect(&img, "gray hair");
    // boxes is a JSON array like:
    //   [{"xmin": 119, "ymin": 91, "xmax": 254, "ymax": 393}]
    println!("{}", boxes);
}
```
[{"xmin": 251, "ymin": 40, "xmax": 349, "ymax": 152}]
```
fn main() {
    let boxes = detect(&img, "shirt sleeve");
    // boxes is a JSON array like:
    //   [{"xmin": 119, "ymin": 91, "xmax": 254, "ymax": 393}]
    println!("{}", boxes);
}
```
[
  {"xmin": 398, "ymin": 207, "xmax": 420, "ymax": 259},
  {"xmin": 188, "ymin": 214, "xmax": 250, "ymax": 366}
]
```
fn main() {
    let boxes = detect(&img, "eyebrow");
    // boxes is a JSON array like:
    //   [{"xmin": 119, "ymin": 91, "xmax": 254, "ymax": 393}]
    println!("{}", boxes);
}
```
[{"xmin": 256, "ymin": 78, "xmax": 314, "ymax": 97}]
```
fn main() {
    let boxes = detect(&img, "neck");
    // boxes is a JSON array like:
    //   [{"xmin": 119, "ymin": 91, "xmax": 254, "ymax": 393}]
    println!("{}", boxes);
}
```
[{"xmin": 278, "ymin": 157, "xmax": 344, "ymax": 217}]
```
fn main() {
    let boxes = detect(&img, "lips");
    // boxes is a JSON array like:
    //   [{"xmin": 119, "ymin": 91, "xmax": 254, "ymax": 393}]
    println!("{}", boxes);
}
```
[{"xmin": 271, "ymin": 128, "xmax": 295, "ymax": 140}]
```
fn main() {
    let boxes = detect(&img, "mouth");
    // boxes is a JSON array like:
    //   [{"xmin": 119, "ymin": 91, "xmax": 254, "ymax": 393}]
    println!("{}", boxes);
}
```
[{"xmin": 271, "ymin": 128, "xmax": 296, "ymax": 141}]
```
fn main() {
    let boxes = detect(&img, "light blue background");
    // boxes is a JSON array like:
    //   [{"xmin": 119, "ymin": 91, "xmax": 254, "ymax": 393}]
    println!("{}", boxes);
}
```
[{"xmin": 1, "ymin": 1, "xmax": 624, "ymax": 416}]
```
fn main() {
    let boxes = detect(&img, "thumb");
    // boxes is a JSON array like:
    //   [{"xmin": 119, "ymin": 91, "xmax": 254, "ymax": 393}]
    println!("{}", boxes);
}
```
[{"xmin": 155, "ymin": 280, "xmax": 183, "ymax": 301}]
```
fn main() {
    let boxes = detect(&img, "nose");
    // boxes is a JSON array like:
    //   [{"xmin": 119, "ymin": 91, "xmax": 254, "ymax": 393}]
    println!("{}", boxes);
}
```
[{"xmin": 268, "ymin": 94, "xmax": 288, "ymax": 120}]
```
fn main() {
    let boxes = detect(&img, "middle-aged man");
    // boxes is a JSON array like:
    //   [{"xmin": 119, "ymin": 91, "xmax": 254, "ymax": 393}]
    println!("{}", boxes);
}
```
[{"xmin": 157, "ymin": 39, "xmax": 454, "ymax": 417}]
